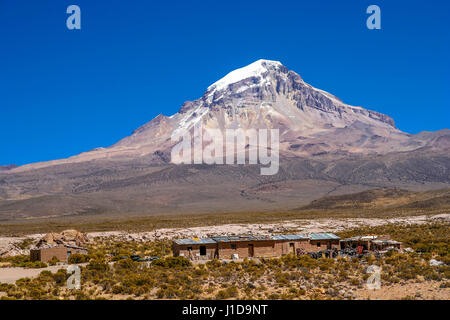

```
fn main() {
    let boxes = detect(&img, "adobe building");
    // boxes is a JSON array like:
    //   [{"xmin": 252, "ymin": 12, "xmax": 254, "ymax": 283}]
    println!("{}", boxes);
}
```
[
  {"xmin": 306, "ymin": 233, "xmax": 341, "ymax": 251},
  {"xmin": 211, "ymin": 235, "xmax": 311, "ymax": 259},
  {"xmin": 172, "ymin": 238, "xmax": 218, "ymax": 260},
  {"xmin": 172, "ymin": 233, "xmax": 341, "ymax": 260},
  {"xmin": 30, "ymin": 244, "xmax": 88, "ymax": 263}
]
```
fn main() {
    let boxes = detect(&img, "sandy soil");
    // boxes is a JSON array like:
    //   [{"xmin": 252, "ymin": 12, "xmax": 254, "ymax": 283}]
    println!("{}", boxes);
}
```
[
  {"xmin": 0, "ymin": 262, "xmax": 90, "ymax": 285},
  {"xmin": 0, "ymin": 265, "xmax": 67, "ymax": 284},
  {"xmin": 356, "ymin": 280, "xmax": 450, "ymax": 300}
]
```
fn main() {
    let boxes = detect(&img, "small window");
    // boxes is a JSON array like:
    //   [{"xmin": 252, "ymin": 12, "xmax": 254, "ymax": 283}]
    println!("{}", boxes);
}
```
[
  {"xmin": 200, "ymin": 246, "xmax": 207, "ymax": 256},
  {"xmin": 231, "ymin": 244, "xmax": 237, "ymax": 250},
  {"xmin": 316, "ymin": 242, "xmax": 321, "ymax": 247}
]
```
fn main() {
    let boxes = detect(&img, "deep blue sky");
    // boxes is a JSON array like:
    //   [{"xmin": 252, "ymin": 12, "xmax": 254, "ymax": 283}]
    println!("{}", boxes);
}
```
[{"xmin": 0, "ymin": 0, "xmax": 448, "ymax": 165}]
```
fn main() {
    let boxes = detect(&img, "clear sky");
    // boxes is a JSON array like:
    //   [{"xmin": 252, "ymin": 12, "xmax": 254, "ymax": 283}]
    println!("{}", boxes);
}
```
[{"xmin": 0, "ymin": 0, "xmax": 448, "ymax": 165}]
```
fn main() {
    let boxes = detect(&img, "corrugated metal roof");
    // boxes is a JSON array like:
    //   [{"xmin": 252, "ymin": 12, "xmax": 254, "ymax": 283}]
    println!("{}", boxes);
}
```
[
  {"xmin": 210, "ymin": 236, "xmax": 230, "ymax": 242},
  {"xmin": 65, "ymin": 244, "xmax": 87, "ymax": 250},
  {"xmin": 32, "ymin": 244, "xmax": 58, "ymax": 250},
  {"xmin": 341, "ymin": 235, "xmax": 394, "ymax": 242},
  {"xmin": 372, "ymin": 240, "xmax": 401, "ymax": 244},
  {"xmin": 32, "ymin": 244, "xmax": 87, "ymax": 250},
  {"xmin": 174, "ymin": 233, "xmax": 341, "ymax": 245},
  {"xmin": 341, "ymin": 236, "xmax": 366, "ymax": 241},
  {"xmin": 309, "ymin": 233, "xmax": 340, "ymax": 240},
  {"xmin": 173, "ymin": 238, "xmax": 216, "ymax": 245},
  {"xmin": 272, "ymin": 234, "xmax": 309, "ymax": 240},
  {"xmin": 211, "ymin": 235, "xmax": 265, "ymax": 242}
]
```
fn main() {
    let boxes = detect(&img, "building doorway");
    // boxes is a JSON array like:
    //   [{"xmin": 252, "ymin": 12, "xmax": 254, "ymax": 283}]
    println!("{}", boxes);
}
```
[
  {"xmin": 199, "ymin": 246, "xmax": 207, "ymax": 256},
  {"xmin": 248, "ymin": 244, "xmax": 254, "ymax": 257},
  {"xmin": 289, "ymin": 243, "xmax": 295, "ymax": 254}
]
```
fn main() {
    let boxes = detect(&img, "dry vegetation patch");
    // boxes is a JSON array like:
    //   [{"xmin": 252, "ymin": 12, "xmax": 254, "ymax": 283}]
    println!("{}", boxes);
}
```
[{"xmin": 1, "ymin": 222, "xmax": 448, "ymax": 300}]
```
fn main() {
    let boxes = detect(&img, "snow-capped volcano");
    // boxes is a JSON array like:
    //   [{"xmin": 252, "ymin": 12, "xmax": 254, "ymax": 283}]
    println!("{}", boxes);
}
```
[
  {"xmin": 9, "ymin": 59, "xmax": 449, "ymax": 172},
  {"xmin": 206, "ymin": 59, "xmax": 283, "ymax": 95},
  {"xmin": 109, "ymin": 59, "xmax": 411, "ymax": 157},
  {"xmin": 1, "ymin": 59, "xmax": 449, "ymax": 219}
]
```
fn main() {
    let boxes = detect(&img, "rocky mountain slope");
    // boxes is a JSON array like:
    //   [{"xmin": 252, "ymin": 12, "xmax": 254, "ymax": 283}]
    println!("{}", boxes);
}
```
[
  {"xmin": 0, "ymin": 59, "xmax": 449, "ymax": 220},
  {"xmin": 301, "ymin": 188, "xmax": 450, "ymax": 210}
]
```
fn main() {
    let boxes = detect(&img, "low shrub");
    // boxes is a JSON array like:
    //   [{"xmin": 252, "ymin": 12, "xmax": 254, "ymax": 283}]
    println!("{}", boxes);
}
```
[
  {"xmin": 68, "ymin": 253, "xmax": 88, "ymax": 264},
  {"xmin": 153, "ymin": 256, "xmax": 191, "ymax": 268}
]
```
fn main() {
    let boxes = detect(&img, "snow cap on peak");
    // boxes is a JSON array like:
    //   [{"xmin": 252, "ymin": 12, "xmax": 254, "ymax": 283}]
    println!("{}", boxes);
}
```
[
  {"xmin": 254, "ymin": 59, "xmax": 282, "ymax": 66},
  {"xmin": 207, "ymin": 59, "xmax": 283, "ymax": 93}
]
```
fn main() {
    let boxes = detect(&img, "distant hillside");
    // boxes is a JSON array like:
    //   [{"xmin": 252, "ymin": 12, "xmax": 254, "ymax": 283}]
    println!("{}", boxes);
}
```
[
  {"xmin": 0, "ymin": 165, "xmax": 18, "ymax": 172},
  {"xmin": 301, "ymin": 188, "xmax": 450, "ymax": 210}
]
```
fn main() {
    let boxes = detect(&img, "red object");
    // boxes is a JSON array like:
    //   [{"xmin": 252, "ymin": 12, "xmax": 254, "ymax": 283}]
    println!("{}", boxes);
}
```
[{"xmin": 357, "ymin": 246, "xmax": 364, "ymax": 254}]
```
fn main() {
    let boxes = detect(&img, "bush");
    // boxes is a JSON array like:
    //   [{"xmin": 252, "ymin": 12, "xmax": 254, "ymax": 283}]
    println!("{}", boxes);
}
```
[
  {"xmin": 87, "ymin": 259, "xmax": 109, "ymax": 272},
  {"xmin": 68, "ymin": 253, "xmax": 88, "ymax": 264},
  {"xmin": 153, "ymin": 256, "xmax": 191, "ymax": 268},
  {"xmin": 48, "ymin": 256, "xmax": 60, "ymax": 266},
  {"xmin": 52, "ymin": 269, "xmax": 68, "ymax": 286},
  {"xmin": 216, "ymin": 290, "xmax": 227, "ymax": 299},
  {"xmin": 24, "ymin": 261, "xmax": 48, "ymax": 269},
  {"xmin": 115, "ymin": 258, "xmax": 138, "ymax": 270}
]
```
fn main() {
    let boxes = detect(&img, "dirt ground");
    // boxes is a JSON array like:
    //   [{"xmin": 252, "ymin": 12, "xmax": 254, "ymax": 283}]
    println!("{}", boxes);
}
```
[
  {"xmin": 0, "ymin": 265, "xmax": 67, "ymax": 284},
  {"xmin": 356, "ymin": 280, "xmax": 450, "ymax": 300},
  {"xmin": 0, "ymin": 261, "xmax": 91, "ymax": 285}
]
